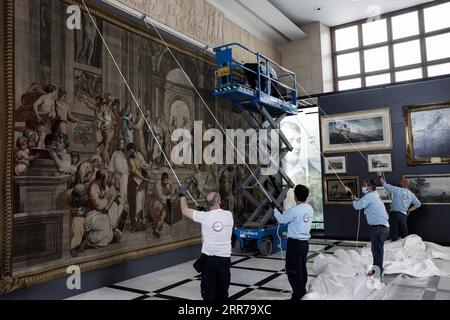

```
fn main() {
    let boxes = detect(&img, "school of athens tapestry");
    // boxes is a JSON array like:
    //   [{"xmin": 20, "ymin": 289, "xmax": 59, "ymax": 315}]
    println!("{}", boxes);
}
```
[{"xmin": 0, "ymin": 0, "xmax": 253, "ymax": 293}]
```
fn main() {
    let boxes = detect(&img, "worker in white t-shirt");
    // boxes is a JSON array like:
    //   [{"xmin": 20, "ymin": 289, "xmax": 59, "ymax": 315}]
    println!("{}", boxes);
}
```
[{"xmin": 179, "ymin": 185, "xmax": 234, "ymax": 301}]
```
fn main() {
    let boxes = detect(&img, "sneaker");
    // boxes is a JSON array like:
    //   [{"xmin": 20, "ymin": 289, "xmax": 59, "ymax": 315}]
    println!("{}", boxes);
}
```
[{"xmin": 367, "ymin": 270, "xmax": 375, "ymax": 277}]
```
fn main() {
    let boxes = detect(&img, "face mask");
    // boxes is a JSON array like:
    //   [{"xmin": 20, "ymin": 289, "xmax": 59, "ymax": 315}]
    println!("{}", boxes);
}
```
[{"xmin": 362, "ymin": 187, "xmax": 369, "ymax": 194}]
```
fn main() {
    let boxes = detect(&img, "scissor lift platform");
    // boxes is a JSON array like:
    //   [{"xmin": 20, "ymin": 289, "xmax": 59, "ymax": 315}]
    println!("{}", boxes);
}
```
[{"xmin": 213, "ymin": 43, "xmax": 298, "ymax": 255}]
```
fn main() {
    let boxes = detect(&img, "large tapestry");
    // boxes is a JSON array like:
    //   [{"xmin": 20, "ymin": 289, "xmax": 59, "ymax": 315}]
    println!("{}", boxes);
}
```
[{"xmin": 0, "ymin": 0, "xmax": 251, "ymax": 293}]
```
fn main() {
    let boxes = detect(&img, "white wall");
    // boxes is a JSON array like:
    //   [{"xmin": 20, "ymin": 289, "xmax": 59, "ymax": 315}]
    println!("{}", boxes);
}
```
[{"xmin": 280, "ymin": 22, "xmax": 334, "ymax": 96}]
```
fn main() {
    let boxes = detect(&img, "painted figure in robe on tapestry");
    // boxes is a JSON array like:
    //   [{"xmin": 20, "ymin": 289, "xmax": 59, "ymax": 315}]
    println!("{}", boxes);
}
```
[
  {"xmin": 52, "ymin": 87, "xmax": 77, "ymax": 136},
  {"xmin": 70, "ymin": 151, "xmax": 80, "ymax": 178},
  {"xmin": 163, "ymin": 117, "xmax": 172, "ymax": 162},
  {"xmin": 143, "ymin": 109, "xmax": 153, "ymax": 161},
  {"xmin": 151, "ymin": 116, "xmax": 164, "ymax": 168},
  {"xmin": 83, "ymin": 95, "xmax": 104, "ymax": 153},
  {"xmin": 127, "ymin": 143, "xmax": 150, "ymax": 232},
  {"xmin": 119, "ymin": 102, "xmax": 134, "ymax": 148},
  {"xmin": 84, "ymin": 170, "xmax": 123, "ymax": 249},
  {"xmin": 133, "ymin": 105, "xmax": 147, "ymax": 157},
  {"xmin": 69, "ymin": 184, "xmax": 89, "ymax": 257},
  {"xmin": 148, "ymin": 172, "xmax": 175, "ymax": 239},
  {"xmin": 45, "ymin": 132, "xmax": 72, "ymax": 175},
  {"xmin": 14, "ymin": 136, "xmax": 40, "ymax": 176},
  {"xmin": 96, "ymin": 93, "xmax": 116, "ymax": 165},
  {"xmin": 109, "ymin": 138, "xmax": 129, "ymax": 210},
  {"xmin": 110, "ymin": 99, "xmax": 122, "ymax": 159}
]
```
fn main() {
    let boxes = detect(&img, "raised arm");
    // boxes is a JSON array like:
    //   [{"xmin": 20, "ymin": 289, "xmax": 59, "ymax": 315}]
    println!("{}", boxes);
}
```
[
  {"xmin": 274, "ymin": 207, "xmax": 295, "ymax": 224},
  {"xmin": 179, "ymin": 185, "xmax": 195, "ymax": 220},
  {"xmin": 83, "ymin": 97, "xmax": 97, "ymax": 112},
  {"xmin": 377, "ymin": 172, "xmax": 386, "ymax": 186}
]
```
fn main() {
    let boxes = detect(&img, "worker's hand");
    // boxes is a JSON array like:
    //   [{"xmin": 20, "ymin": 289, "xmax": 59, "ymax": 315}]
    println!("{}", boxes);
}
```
[
  {"xmin": 270, "ymin": 201, "xmax": 282, "ymax": 212},
  {"xmin": 344, "ymin": 186, "xmax": 353, "ymax": 198},
  {"xmin": 196, "ymin": 206, "xmax": 207, "ymax": 212},
  {"xmin": 377, "ymin": 172, "xmax": 385, "ymax": 180},
  {"xmin": 178, "ymin": 184, "xmax": 188, "ymax": 198}
]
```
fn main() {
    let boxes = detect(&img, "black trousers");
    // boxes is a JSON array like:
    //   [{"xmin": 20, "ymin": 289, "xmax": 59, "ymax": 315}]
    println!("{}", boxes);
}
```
[
  {"xmin": 370, "ymin": 225, "xmax": 390, "ymax": 276},
  {"xmin": 389, "ymin": 211, "xmax": 408, "ymax": 241},
  {"xmin": 286, "ymin": 238, "xmax": 309, "ymax": 300},
  {"xmin": 201, "ymin": 255, "xmax": 231, "ymax": 301}
]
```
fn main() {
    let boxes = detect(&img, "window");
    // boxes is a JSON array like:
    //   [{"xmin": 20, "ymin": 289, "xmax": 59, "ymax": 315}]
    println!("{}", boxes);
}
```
[
  {"xmin": 424, "ymin": 2, "xmax": 450, "ymax": 32},
  {"xmin": 392, "ymin": 11, "xmax": 419, "ymax": 40},
  {"xmin": 335, "ymin": 26, "xmax": 359, "ymax": 51},
  {"xmin": 366, "ymin": 73, "xmax": 391, "ymax": 86},
  {"xmin": 393, "ymin": 40, "xmax": 421, "ymax": 67},
  {"xmin": 362, "ymin": 19, "xmax": 387, "ymax": 45},
  {"xmin": 364, "ymin": 46, "xmax": 389, "ymax": 72},
  {"xmin": 338, "ymin": 78, "xmax": 362, "ymax": 91},
  {"xmin": 396, "ymin": 68, "xmax": 423, "ymax": 82},
  {"xmin": 428, "ymin": 63, "xmax": 450, "ymax": 77},
  {"xmin": 336, "ymin": 52, "xmax": 360, "ymax": 76},
  {"xmin": 332, "ymin": 1, "xmax": 450, "ymax": 90},
  {"xmin": 426, "ymin": 33, "xmax": 450, "ymax": 61}
]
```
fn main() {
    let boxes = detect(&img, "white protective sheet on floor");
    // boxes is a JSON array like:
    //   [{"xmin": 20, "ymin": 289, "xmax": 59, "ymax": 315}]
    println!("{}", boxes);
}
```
[{"xmin": 303, "ymin": 235, "xmax": 450, "ymax": 300}]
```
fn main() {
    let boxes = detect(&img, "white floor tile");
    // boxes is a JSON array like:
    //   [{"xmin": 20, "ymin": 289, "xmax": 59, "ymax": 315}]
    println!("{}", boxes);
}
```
[
  {"xmin": 262, "ymin": 274, "xmax": 315, "ymax": 291},
  {"xmin": 433, "ymin": 259, "xmax": 450, "ymax": 274},
  {"xmin": 144, "ymin": 296, "xmax": 169, "ymax": 300},
  {"xmin": 234, "ymin": 258, "xmax": 285, "ymax": 271},
  {"xmin": 437, "ymin": 277, "xmax": 450, "ymax": 290},
  {"xmin": 392, "ymin": 275, "xmax": 430, "ymax": 288},
  {"xmin": 67, "ymin": 287, "xmax": 142, "ymax": 300},
  {"xmin": 435, "ymin": 290, "xmax": 450, "ymax": 300},
  {"xmin": 230, "ymin": 268, "xmax": 274, "ymax": 286},
  {"xmin": 381, "ymin": 285, "xmax": 425, "ymax": 300},
  {"xmin": 162, "ymin": 280, "xmax": 244, "ymax": 300},
  {"xmin": 116, "ymin": 260, "xmax": 197, "ymax": 292},
  {"xmin": 236, "ymin": 289, "xmax": 289, "ymax": 300},
  {"xmin": 309, "ymin": 244, "xmax": 329, "ymax": 252}
]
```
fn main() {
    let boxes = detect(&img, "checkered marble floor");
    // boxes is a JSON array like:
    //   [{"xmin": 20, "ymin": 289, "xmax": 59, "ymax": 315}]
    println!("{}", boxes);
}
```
[{"xmin": 67, "ymin": 239, "xmax": 450, "ymax": 300}]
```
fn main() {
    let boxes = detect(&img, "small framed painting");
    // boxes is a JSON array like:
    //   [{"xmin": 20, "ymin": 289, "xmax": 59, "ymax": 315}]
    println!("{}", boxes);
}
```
[
  {"xmin": 324, "ymin": 155, "xmax": 347, "ymax": 174},
  {"xmin": 324, "ymin": 176, "xmax": 360, "ymax": 205},
  {"xmin": 367, "ymin": 152, "xmax": 393, "ymax": 173}
]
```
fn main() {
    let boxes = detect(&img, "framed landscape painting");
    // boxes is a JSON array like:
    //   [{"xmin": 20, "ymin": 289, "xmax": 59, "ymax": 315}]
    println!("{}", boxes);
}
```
[
  {"xmin": 404, "ymin": 102, "xmax": 450, "ymax": 165},
  {"xmin": 321, "ymin": 108, "xmax": 392, "ymax": 154},
  {"xmin": 323, "ymin": 155, "xmax": 347, "ymax": 174},
  {"xmin": 324, "ymin": 176, "xmax": 360, "ymax": 205},
  {"xmin": 367, "ymin": 152, "xmax": 393, "ymax": 173},
  {"xmin": 404, "ymin": 174, "xmax": 450, "ymax": 205}
]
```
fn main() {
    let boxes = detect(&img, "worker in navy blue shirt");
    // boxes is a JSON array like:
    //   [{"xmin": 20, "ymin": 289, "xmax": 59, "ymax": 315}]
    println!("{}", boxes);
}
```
[
  {"xmin": 378, "ymin": 172, "xmax": 421, "ymax": 241},
  {"xmin": 273, "ymin": 184, "xmax": 314, "ymax": 300},
  {"xmin": 345, "ymin": 179, "xmax": 390, "ymax": 277}
]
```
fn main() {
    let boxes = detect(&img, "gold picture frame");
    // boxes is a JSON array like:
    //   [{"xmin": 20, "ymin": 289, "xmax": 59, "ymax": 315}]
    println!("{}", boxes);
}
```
[
  {"xmin": 323, "ymin": 176, "xmax": 360, "ymax": 205},
  {"xmin": 404, "ymin": 101, "xmax": 450, "ymax": 166},
  {"xmin": 0, "ymin": 0, "xmax": 212, "ymax": 295}
]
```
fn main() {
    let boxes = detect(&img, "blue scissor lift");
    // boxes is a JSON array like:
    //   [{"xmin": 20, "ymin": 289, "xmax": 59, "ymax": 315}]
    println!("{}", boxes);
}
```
[{"xmin": 212, "ymin": 43, "xmax": 298, "ymax": 256}]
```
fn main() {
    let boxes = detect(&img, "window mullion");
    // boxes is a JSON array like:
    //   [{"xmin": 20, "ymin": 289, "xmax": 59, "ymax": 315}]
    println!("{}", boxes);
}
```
[
  {"xmin": 418, "ymin": 8, "xmax": 428, "ymax": 77},
  {"xmin": 386, "ymin": 16, "xmax": 395, "ymax": 83},
  {"xmin": 358, "ymin": 23, "xmax": 365, "ymax": 87}
]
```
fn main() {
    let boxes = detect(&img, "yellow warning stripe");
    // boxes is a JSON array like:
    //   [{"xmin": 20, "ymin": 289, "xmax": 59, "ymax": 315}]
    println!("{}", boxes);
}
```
[{"xmin": 213, "ymin": 85, "xmax": 256, "ymax": 94}]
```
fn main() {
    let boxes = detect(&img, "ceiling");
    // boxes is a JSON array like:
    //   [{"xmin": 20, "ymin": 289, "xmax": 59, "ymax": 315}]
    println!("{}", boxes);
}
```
[{"xmin": 208, "ymin": 0, "xmax": 435, "ymax": 45}]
